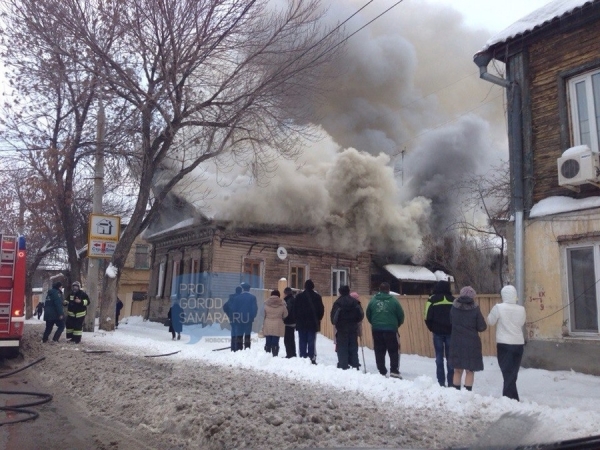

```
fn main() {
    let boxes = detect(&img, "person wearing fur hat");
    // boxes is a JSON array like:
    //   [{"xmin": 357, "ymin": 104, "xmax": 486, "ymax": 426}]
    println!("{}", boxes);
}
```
[
  {"xmin": 263, "ymin": 290, "xmax": 288, "ymax": 356},
  {"xmin": 449, "ymin": 286, "xmax": 487, "ymax": 391},
  {"xmin": 487, "ymin": 285, "xmax": 526, "ymax": 401},
  {"xmin": 66, "ymin": 281, "xmax": 90, "ymax": 343}
]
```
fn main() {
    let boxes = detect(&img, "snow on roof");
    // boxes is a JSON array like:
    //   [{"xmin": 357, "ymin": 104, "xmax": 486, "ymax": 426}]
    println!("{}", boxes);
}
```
[
  {"xmin": 483, "ymin": 0, "xmax": 595, "ymax": 50},
  {"xmin": 384, "ymin": 264, "xmax": 437, "ymax": 282},
  {"xmin": 529, "ymin": 195, "xmax": 600, "ymax": 218}
]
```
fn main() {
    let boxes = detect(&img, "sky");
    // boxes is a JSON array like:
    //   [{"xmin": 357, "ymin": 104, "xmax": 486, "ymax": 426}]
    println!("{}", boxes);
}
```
[
  {"xmin": 429, "ymin": 0, "xmax": 553, "ymax": 31},
  {"xmin": 36, "ymin": 315, "xmax": 600, "ymax": 447}
]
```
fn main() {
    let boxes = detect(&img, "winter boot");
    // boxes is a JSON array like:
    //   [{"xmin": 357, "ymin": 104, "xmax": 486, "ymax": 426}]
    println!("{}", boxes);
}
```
[
  {"xmin": 177, "ymin": 333, "xmax": 181, "ymax": 340},
  {"xmin": 455, "ymin": 384, "xmax": 461, "ymax": 390},
  {"xmin": 264, "ymin": 345, "xmax": 272, "ymax": 354},
  {"xmin": 464, "ymin": 385, "xmax": 472, "ymax": 391},
  {"xmin": 272, "ymin": 346, "xmax": 279, "ymax": 357}
]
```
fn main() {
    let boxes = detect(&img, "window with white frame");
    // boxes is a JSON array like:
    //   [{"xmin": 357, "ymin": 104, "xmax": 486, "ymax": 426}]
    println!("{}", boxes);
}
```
[
  {"xmin": 568, "ymin": 69, "xmax": 600, "ymax": 152},
  {"xmin": 565, "ymin": 245, "xmax": 600, "ymax": 333},
  {"xmin": 331, "ymin": 268, "xmax": 349, "ymax": 296},
  {"xmin": 134, "ymin": 244, "xmax": 150, "ymax": 269},
  {"xmin": 156, "ymin": 261, "xmax": 166, "ymax": 298}
]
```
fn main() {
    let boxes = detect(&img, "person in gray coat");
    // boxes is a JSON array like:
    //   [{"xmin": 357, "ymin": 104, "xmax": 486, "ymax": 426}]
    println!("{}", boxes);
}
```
[{"xmin": 449, "ymin": 286, "xmax": 487, "ymax": 391}]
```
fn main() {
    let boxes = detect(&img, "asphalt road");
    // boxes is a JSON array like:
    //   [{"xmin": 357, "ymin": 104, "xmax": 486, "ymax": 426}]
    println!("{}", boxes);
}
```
[{"xmin": 0, "ymin": 355, "xmax": 153, "ymax": 450}]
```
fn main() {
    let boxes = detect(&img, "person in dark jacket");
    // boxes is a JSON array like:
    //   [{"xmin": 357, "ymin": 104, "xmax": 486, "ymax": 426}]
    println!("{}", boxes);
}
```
[
  {"xmin": 223, "ymin": 283, "xmax": 258, "ymax": 351},
  {"xmin": 42, "ymin": 281, "xmax": 65, "ymax": 343},
  {"xmin": 223, "ymin": 286, "xmax": 242, "ymax": 350},
  {"xmin": 115, "ymin": 297, "xmax": 124, "ymax": 328},
  {"xmin": 36, "ymin": 301, "xmax": 44, "ymax": 320},
  {"xmin": 168, "ymin": 301, "xmax": 183, "ymax": 340},
  {"xmin": 293, "ymin": 279, "xmax": 324, "ymax": 364},
  {"xmin": 424, "ymin": 280, "xmax": 455, "ymax": 387},
  {"xmin": 366, "ymin": 282, "xmax": 405, "ymax": 378},
  {"xmin": 331, "ymin": 285, "xmax": 364, "ymax": 370},
  {"xmin": 282, "ymin": 287, "xmax": 297, "ymax": 358},
  {"xmin": 65, "ymin": 281, "xmax": 90, "ymax": 343},
  {"xmin": 449, "ymin": 286, "xmax": 487, "ymax": 391}
]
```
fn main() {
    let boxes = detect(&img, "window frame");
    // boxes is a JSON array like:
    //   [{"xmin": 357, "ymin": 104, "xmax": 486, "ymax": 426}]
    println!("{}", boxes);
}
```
[
  {"xmin": 156, "ymin": 261, "xmax": 166, "ymax": 298},
  {"xmin": 568, "ymin": 69, "xmax": 600, "ymax": 152},
  {"xmin": 289, "ymin": 263, "xmax": 308, "ymax": 290},
  {"xmin": 134, "ymin": 244, "xmax": 150, "ymax": 269},
  {"xmin": 563, "ymin": 241, "xmax": 600, "ymax": 335},
  {"xmin": 331, "ymin": 267, "xmax": 349, "ymax": 296}
]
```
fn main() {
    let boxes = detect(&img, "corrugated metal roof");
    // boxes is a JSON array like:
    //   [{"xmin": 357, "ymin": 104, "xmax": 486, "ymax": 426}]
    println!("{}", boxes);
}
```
[
  {"xmin": 483, "ymin": 0, "xmax": 596, "ymax": 51},
  {"xmin": 384, "ymin": 264, "xmax": 437, "ymax": 282}
]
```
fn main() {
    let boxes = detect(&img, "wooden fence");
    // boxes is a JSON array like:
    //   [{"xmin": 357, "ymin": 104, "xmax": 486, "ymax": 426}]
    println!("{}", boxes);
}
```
[{"xmin": 320, "ymin": 294, "xmax": 502, "ymax": 357}]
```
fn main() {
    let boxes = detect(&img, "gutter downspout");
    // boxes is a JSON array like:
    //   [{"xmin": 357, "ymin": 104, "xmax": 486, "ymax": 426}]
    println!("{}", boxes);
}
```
[{"xmin": 473, "ymin": 51, "xmax": 525, "ymax": 307}]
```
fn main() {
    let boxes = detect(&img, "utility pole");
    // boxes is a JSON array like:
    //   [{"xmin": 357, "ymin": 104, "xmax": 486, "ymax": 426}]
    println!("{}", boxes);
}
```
[{"xmin": 84, "ymin": 100, "xmax": 105, "ymax": 332}]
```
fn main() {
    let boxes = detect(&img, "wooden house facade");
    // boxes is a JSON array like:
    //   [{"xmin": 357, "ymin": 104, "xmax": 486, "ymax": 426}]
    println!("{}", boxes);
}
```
[
  {"xmin": 475, "ymin": 0, "xmax": 600, "ymax": 375},
  {"xmin": 144, "ymin": 220, "xmax": 372, "ymax": 323}
]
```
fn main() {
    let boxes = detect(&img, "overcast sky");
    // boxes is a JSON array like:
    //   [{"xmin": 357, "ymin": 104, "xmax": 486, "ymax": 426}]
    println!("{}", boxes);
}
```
[{"xmin": 428, "ymin": 0, "xmax": 552, "ymax": 31}]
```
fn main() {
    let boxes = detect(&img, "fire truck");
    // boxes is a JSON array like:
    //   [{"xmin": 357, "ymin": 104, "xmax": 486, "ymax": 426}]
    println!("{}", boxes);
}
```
[{"xmin": 0, "ymin": 234, "xmax": 26, "ymax": 358}]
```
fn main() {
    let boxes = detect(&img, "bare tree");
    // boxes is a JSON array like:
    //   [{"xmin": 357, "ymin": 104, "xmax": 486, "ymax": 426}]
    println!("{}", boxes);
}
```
[
  {"xmin": 2, "ymin": 0, "xmax": 343, "ymax": 330},
  {"xmin": 414, "ymin": 162, "xmax": 510, "ymax": 293}
]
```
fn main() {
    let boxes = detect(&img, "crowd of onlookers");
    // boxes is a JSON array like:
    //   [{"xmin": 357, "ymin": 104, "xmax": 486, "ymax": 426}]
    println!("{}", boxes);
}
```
[{"xmin": 219, "ymin": 278, "xmax": 526, "ymax": 401}]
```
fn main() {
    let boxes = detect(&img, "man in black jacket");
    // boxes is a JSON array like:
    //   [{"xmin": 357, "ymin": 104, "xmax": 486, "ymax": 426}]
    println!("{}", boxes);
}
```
[
  {"xmin": 66, "ymin": 281, "xmax": 90, "ymax": 343},
  {"xmin": 331, "ymin": 285, "xmax": 364, "ymax": 370},
  {"xmin": 424, "ymin": 280, "xmax": 454, "ymax": 387},
  {"xmin": 293, "ymin": 279, "xmax": 324, "ymax": 364},
  {"xmin": 283, "ymin": 287, "xmax": 297, "ymax": 358},
  {"xmin": 42, "ymin": 281, "xmax": 65, "ymax": 343}
]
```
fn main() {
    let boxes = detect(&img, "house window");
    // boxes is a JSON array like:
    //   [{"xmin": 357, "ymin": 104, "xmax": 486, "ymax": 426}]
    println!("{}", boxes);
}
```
[
  {"xmin": 331, "ymin": 268, "xmax": 349, "ymax": 296},
  {"xmin": 566, "ymin": 245, "xmax": 599, "ymax": 333},
  {"xmin": 568, "ymin": 69, "xmax": 600, "ymax": 152},
  {"xmin": 289, "ymin": 264, "xmax": 307, "ymax": 290},
  {"xmin": 156, "ymin": 262, "xmax": 166, "ymax": 298},
  {"xmin": 134, "ymin": 245, "xmax": 150, "ymax": 269},
  {"xmin": 171, "ymin": 260, "xmax": 182, "ymax": 298}
]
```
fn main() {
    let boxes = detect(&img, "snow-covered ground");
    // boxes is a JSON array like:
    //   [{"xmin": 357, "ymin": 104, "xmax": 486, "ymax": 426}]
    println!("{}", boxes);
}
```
[{"xmin": 26, "ymin": 315, "xmax": 600, "ymax": 448}]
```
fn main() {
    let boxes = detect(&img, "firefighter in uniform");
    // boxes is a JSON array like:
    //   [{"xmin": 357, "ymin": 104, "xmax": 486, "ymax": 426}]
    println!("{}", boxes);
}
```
[{"xmin": 65, "ymin": 281, "xmax": 90, "ymax": 343}]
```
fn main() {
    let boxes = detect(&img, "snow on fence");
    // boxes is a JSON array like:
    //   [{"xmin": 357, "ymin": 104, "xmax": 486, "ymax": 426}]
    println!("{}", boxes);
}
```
[{"xmin": 319, "ymin": 294, "xmax": 502, "ymax": 358}]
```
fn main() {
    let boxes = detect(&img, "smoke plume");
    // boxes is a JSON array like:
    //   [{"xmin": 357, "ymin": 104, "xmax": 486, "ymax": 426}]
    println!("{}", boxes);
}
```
[{"xmin": 166, "ymin": 0, "xmax": 508, "ymax": 256}]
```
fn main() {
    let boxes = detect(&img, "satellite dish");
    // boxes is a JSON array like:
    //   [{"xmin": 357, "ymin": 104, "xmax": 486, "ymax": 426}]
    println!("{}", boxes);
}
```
[{"xmin": 277, "ymin": 246, "xmax": 288, "ymax": 260}]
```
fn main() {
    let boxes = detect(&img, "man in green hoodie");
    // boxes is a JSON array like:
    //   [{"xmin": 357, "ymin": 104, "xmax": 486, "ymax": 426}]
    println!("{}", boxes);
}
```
[{"xmin": 366, "ymin": 282, "xmax": 405, "ymax": 378}]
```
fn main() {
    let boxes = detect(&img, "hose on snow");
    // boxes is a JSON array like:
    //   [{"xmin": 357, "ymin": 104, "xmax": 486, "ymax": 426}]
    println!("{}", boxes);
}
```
[{"xmin": 0, "ymin": 357, "xmax": 53, "ymax": 426}]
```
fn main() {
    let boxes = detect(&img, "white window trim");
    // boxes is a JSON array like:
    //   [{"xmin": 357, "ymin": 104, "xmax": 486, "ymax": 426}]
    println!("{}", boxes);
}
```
[
  {"xmin": 562, "ymin": 241, "xmax": 600, "ymax": 336},
  {"xmin": 157, "ymin": 261, "xmax": 166, "ymax": 298},
  {"xmin": 568, "ymin": 69, "xmax": 600, "ymax": 152},
  {"xmin": 331, "ymin": 267, "xmax": 349, "ymax": 296}
]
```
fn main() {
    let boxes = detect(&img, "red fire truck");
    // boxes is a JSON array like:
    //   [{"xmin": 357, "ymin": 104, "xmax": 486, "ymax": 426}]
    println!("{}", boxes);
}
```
[{"xmin": 0, "ymin": 234, "xmax": 26, "ymax": 358}]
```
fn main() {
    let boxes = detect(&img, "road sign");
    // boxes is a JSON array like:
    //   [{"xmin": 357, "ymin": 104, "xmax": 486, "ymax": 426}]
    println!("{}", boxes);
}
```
[
  {"xmin": 89, "ymin": 239, "xmax": 117, "ymax": 258},
  {"xmin": 89, "ymin": 214, "xmax": 120, "ymax": 241},
  {"xmin": 88, "ymin": 214, "xmax": 120, "ymax": 259}
]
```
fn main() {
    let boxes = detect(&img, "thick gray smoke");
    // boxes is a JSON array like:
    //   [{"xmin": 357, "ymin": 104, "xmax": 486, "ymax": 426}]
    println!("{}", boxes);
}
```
[{"xmin": 166, "ymin": 0, "xmax": 507, "ymax": 255}]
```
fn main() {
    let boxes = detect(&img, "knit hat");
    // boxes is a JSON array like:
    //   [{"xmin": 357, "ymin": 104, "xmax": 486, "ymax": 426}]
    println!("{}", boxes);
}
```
[
  {"xmin": 350, "ymin": 292, "xmax": 360, "ymax": 300},
  {"xmin": 72, "ymin": 281, "xmax": 81, "ymax": 288},
  {"xmin": 501, "ymin": 285, "xmax": 518, "ymax": 304},
  {"xmin": 459, "ymin": 286, "xmax": 476, "ymax": 299}
]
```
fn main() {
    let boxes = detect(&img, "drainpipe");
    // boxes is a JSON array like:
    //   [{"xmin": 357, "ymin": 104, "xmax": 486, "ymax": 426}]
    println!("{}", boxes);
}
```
[{"xmin": 473, "ymin": 51, "xmax": 525, "ymax": 307}]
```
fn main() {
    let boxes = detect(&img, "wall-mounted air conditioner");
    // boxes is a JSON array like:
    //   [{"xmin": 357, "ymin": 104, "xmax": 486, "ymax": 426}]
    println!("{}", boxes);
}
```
[{"xmin": 557, "ymin": 145, "xmax": 600, "ymax": 190}]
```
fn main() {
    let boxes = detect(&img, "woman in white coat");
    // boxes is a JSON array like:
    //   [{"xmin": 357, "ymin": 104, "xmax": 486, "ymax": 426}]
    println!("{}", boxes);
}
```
[{"xmin": 487, "ymin": 285, "xmax": 526, "ymax": 401}]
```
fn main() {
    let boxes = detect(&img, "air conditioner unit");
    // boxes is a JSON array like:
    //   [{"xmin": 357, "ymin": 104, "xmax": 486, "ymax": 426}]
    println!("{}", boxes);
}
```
[{"xmin": 557, "ymin": 146, "xmax": 600, "ymax": 189}]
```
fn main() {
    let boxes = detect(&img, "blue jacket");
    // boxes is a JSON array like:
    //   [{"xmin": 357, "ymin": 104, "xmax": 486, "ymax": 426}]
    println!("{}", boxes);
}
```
[{"xmin": 44, "ymin": 284, "xmax": 64, "ymax": 321}]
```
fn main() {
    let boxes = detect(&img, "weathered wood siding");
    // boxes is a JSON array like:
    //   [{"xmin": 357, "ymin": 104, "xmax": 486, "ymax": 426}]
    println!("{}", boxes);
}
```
[
  {"xmin": 321, "ymin": 294, "xmax": 501, "ymax": 357},
  {"xmin": 210, "ymin": 229, "xmax": 371, "ymax": 295},
  {"xmin": 526, "ymin": 16, "xmax": 600, "ymax": 203}
]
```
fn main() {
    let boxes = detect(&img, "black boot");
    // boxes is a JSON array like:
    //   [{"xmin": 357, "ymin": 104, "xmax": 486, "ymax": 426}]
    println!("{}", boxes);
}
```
[
  {"xmin": 264, "ymin": 345, "xmax": 272, "ymax": 354},
  {"xmin": 272, "ymin": 346, "xmax": 279, "ymax": 357}
]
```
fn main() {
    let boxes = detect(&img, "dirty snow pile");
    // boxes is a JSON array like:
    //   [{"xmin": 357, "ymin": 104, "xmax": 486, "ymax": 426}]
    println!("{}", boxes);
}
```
[{"xmin": 23, "ymin": 316, "xmax": 600, "ymax": 449}]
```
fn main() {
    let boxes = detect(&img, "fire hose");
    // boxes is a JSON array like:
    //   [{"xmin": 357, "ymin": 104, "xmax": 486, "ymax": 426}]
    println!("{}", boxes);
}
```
[{"xmin": 0, "ymin": 357, "xmax": 53, "ymax": 426}]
